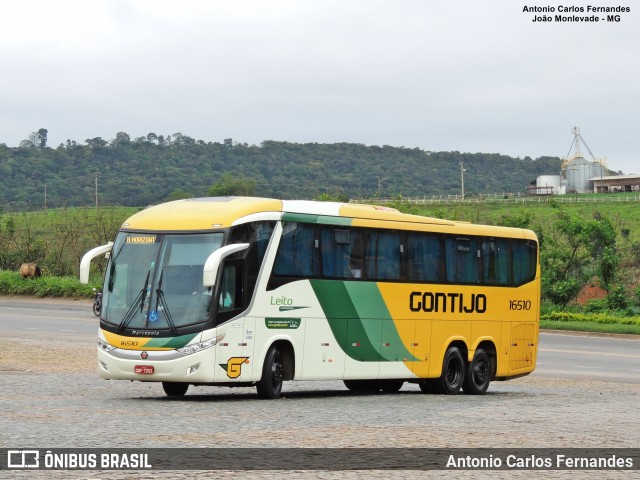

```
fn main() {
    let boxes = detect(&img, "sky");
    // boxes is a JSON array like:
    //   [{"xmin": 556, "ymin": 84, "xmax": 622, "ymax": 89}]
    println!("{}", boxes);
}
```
[{"xmin": 1, "ymin": 0, "xmax": 638, "ymax": 174}]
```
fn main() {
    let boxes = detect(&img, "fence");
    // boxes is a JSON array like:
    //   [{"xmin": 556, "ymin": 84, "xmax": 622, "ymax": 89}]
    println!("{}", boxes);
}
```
[{"xmin": 350, "ymin": 194, "xmax": 640, "ymax": 206}]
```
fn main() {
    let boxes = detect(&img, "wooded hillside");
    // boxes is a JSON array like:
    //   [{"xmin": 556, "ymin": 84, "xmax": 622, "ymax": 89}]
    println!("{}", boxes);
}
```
[{"xmin": 0, "ymin": 131, "xmax": 562, "ymax": 209}]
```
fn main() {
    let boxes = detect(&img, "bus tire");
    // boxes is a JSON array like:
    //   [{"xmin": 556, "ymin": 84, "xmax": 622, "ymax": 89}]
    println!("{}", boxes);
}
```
[
  {"xmin": 343, "ymin": 380, "xmax": 380, "ymax": 392},
  {"xmin": 162, "ymin": 382, "xmax": 188, "ymax": 397},
  {"xmin": 432, "ymin": 346, "xmax": 465, "ymax": 394},
  {"xmin": 462, "ymin": 349, "xmax": 491, "ymax": 395},
  {"xmin": 257, "ymin": 345, "xmax": 284, "ymax": 399},
  {"xmin": 419, "ymin": 379, "xmax": 437, "ymax": 394},
  {"xmin": 378, "ymin": 380, "xmax": 404, "ymax": 393}
]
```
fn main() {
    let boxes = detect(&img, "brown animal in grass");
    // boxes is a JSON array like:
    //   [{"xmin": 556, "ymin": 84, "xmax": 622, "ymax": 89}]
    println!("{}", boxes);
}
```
[{"xmin": 19, "ymin": 262, "xmax": 42, "ymax": 279}]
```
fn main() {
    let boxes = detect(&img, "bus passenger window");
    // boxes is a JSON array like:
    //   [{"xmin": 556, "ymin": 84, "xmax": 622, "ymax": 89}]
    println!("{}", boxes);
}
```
[
  {"xmin": 512, "ymin": 240, "xmax": 537, "ymax": 285},
  {"xmin": 482, "ymin": 238, "xmax": 511, "ymax": 285},
  {"xmin": 365, "ymin": 230, "xmax": 401, "ymax": 280},
  {"xmin": 406, "ymin": 233, "xmax": 443, "ymax": 282},
  {"xmin": 321, "ymin": 227, "xmax": 362, "ymax": 279},
  {"xmin": 445, "ymin": 237, "xmax": 480, "ymax": 284},
  {"xmin": 273, "ymin": 223, "xmax": 319, "ymax": 277}
]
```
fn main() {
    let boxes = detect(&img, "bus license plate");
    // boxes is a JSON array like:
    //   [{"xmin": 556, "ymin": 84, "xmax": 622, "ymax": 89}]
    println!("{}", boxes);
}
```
[{"xmin": 134, "ymin": 365, "xmax": 154, "ymax": 374}]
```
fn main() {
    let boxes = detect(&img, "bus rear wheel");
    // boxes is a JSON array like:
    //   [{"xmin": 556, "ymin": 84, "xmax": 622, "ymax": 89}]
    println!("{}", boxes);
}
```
[
  {"xmin": 162, "ymin": 382, "xmax": 189, "ymax": 397},
  {"xmin": 257, "ymin": 345, "xmax": 284, "ymax": 399},
  {"xmin": 431, "ymin": 346, "xmax": 465, "ymax": 394},
  {"xmin": 462, "ymin": 349, "xmax": 491, "ymax": 395}
]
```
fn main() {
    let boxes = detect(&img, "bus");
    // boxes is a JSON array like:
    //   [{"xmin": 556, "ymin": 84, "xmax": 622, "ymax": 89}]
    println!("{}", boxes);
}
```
[{"xmin": 80, "ymin": 197, "xmax": 539, "ymax": 399}]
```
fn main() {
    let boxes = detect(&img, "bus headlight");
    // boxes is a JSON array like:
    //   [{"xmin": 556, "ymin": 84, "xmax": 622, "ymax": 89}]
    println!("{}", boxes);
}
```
[
  {"xmin": 97, "ymin": 338, "xmax": 116, "ymax": 352},
  {"xmin": 177, "ymin": 335, "xmax": 225, "ymax": 356}
]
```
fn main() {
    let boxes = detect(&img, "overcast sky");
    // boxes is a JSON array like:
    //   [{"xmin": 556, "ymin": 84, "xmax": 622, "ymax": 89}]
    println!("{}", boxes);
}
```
[{"xmin": 1, "ymin": 0, "xmax": 638, "ymax": 173}]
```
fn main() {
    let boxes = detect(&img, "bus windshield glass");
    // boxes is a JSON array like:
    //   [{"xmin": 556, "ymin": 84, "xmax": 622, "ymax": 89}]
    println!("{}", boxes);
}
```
[{"xmin": 102, "ymin": 232, "xmax": 224, "ymax": 331}]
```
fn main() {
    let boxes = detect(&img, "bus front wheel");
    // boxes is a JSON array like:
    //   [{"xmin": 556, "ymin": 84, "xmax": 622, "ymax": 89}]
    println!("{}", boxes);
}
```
[
  {"xmin": 162, "ymin": 382, "xmax": 189, "ymax": 397},
  {"xmin": 431, "ymin": 346, "xmax": 465, "ymax": 394},
  {"xmin": 257, "ymin": 345, "xmax": 284, "ymax": 399},
  {"xmin": 462, "ymin": 349, "xmax": 491, "ymax": 395}
]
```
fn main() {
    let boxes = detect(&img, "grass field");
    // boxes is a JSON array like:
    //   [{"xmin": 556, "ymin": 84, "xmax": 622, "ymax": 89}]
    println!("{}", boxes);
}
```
[
  {"xmin": 404, "ymin": 194, "xmax": 640, "ymax": 242},
  {"xmin": 2, "ymin": 195, "xmax": 639, "ymax": 335}
]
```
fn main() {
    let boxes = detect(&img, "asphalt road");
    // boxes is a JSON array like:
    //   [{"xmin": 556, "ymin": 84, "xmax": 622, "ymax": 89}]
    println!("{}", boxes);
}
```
[
  {"xmin": 1, "ymin": 296, "xmax": 639, "ymax": 384},
  {"xmin": 2, "ymin": 296, "xmax": 640, "ymax": 479}
]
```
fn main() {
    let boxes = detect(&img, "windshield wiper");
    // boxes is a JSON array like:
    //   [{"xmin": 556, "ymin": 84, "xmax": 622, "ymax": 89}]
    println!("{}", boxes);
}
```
[
  {"xmin": 154, "ymin": 271, "xmax": 177, "ymax": 335},
  {"xmin": 117, "ymin": 270, "xmax": 150, "ymax": 333}
]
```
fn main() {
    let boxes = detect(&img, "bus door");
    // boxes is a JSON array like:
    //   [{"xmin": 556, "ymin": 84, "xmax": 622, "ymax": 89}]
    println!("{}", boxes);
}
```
[{"xmin": 213, "ymin": 262, "xmax": 255, "ymax": 382}]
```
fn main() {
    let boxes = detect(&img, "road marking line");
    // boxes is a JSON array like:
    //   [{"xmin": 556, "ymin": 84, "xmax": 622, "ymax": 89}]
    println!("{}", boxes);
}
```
[{"xmin": 539, "ymin": 348, "xmax": 640, "ymax": 359}]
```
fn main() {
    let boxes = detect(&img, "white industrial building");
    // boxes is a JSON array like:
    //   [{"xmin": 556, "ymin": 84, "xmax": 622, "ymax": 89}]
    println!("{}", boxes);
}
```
[{"xmin": 528, "ymin": 127, "xmax": 611, "ymax": 195}]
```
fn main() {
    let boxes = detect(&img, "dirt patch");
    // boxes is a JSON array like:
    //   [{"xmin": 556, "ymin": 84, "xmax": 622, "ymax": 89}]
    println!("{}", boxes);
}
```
[
  {"xmin": 576, "ymin": 277, "xmax": 607, "ymax": 305},
  {"xmin": 0, "ymin": 338, "xmax": 95, "ymax": 373}
]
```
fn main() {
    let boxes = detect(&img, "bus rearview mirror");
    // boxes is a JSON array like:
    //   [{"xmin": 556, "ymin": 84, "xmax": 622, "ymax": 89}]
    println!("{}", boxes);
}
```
[{"xmin": 203, "ymin": 243, "xmax": 250, "ymax": 287}]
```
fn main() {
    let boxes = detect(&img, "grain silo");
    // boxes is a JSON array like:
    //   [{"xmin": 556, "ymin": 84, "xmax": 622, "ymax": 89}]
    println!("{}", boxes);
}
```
[{"xmin": 561, "ymin": 127, "xmax": 607, "ymax": 193}]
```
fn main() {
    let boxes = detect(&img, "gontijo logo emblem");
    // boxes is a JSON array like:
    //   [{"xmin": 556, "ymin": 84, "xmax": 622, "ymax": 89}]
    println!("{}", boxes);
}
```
[{"xmin": 220, "ymin": 357, "xmax": 250, "ymax": 378}]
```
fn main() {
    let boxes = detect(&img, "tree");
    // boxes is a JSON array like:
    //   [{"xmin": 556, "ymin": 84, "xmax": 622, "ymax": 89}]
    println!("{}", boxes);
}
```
[
  {"xmin": 19, "ymin": 131, "xmax": 39, "ymax": 148},
  {"xmin": 85, "ymin": 137, "xmax": 108, "ymax": 148},
  {"xmin": 540, "ymin": 209, "xmax": 618, "ymax": 306},
  {"xmin": 36, "ymin": 128, "xmax": 48, "ymax": 149},
  {"xmin": 113, "ymin": 132, "xmax": 131, "ymax": 145},
  {"xmin": 208, "ymin": 173, "xmax": 256, "ymax": 196},
  {"xmin": 165, "ymin": 188, "xmax": 191, "ymax": 201}
]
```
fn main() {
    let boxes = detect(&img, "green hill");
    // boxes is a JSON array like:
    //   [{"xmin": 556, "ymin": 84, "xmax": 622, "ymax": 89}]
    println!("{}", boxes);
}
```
[{"xmin": 0, "ymin": 133, "xmax": 562, "ymax": 209}]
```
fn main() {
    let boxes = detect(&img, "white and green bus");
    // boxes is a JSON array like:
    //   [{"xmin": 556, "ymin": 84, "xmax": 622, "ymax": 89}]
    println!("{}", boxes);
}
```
[{"xmin": 80, "ymin": 197, "xmax": 539, "ymax": 399}]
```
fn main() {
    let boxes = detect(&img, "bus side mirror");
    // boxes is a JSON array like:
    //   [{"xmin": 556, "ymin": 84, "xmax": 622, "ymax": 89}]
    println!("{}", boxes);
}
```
[
  {"xmin": 203, "ymin": 243, "xmax": 249, "ymax": 287},
  {"xmin": 79, "ymin": 242, "xmax": 114, "ymax": 284}
]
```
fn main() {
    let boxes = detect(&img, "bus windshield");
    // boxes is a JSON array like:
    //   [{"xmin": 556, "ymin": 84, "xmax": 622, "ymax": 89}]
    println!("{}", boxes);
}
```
[{"xmin": 102, "ymin": 232, "xmax": 224, "ymax": 331}]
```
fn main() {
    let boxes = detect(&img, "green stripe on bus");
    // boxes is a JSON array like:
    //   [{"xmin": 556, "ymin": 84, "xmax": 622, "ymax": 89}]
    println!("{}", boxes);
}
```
[
  {"xmin": 310, "ymin": 280, "xmax": 415, "ymax": 362},
  {"xmin": 144, "ymin": 333, "xmax": 198, "ymax": 349},
  {"xmin": 282, "ymin": 213, "xmax": 352, "ymax": 226},
  {"xmin": 344, "ymin": 282, "xmax": 416, "ymax": 362}
]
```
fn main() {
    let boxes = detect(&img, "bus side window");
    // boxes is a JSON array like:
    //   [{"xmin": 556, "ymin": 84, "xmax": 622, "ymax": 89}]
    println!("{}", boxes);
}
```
[
  {"xmin": 512, "ymin": 240, "xmax": 537, "ymax": 286},
  {"xmin": 273, "ymin": 222, "xmax": 319, "ymax": 277},
  {"xmin": 321, "ymin": 227, "xmax": 363, "ymax": 279},
  {"xmin": 445, "ymin": 237, "xmax": 480, "ymax": 284},
  {"xmin": 364, "ymin": 230, "xmax": 402, "ymax": 280},
  {"xmin": 229, "ymin": 221, "xmax": 275, "ymax": 298},
  {"xmin": 482, "ymin": 238, "xmax": 511, "ymax": 285},
  {"xmin": 406, "ymin": 233, "xmax": 443, "ymax": 282},
  {"xmin": 215, "ymin": 262, "xmax": 245, "ymax": 324}
]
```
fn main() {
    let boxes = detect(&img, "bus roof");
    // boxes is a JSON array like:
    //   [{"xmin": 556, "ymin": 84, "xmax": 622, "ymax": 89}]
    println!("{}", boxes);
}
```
[{"xmin": 121, "ymin": 197, "xmax": 536, "ymax": 240}]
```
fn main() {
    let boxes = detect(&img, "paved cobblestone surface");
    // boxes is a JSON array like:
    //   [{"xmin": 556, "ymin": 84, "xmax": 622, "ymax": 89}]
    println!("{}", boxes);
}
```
[{"xmin": 1, "ymin": 336, "xmax": 639, "ymax": 479}]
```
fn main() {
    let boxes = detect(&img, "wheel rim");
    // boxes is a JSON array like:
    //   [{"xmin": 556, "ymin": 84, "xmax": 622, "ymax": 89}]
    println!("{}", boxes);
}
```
[
  {"xmin": 445, "ymin": 359, "xmax": 462, "ymax": 387},
  {"xmin": 270, "ymin": 351, "xmax": 283, "ymax": 390},
  {"xmin": 473, "ymin": 358, "xmax": 489, "ymax": 387},
  {"xmin": 443, "ymin": 349, "xmax": 464, "ymax": 392}
]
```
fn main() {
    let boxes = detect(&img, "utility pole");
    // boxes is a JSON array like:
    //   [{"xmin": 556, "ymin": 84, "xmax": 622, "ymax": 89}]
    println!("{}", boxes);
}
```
[
  {"xmin": 44, "ymin": 184, "xmax": 48, "ymax": 214},
  {"xmin": 460, "ymin": 162, "xmax": 466, "ymax": 201},
  {"xmin": 94, "ymin": 172, "xmax": 99, "ymax": 210},
  {"xmin": 377, "ymin": 177, "xmax": 390, "ymax": 197}
]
